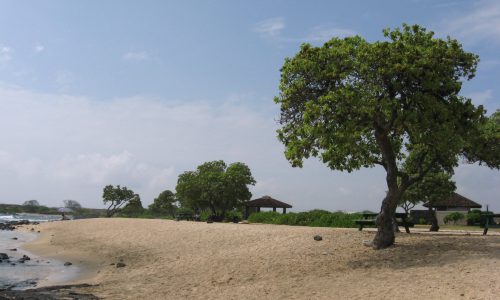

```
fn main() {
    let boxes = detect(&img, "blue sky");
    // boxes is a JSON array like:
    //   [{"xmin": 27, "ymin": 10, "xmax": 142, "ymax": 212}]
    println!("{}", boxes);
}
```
[{"xmin": 0, "ymin": 0, "xmax": 498, "ymax": 211}]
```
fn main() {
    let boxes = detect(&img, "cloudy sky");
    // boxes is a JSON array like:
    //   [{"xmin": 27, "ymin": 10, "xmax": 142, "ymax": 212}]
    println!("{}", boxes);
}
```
[{"xmin": 0, "ymin": 0, "xmax": 498, "ymax": 212}]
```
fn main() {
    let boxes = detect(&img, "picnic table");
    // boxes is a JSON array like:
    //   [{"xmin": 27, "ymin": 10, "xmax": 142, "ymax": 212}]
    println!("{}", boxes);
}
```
[
  {"xmin": 355, "ymin": 213, "xmax": 414, "ymax": 233},
  {"xmin": 175, "ymin": 213, "xmax": 200, "ymax": 221},
  {"xmin": 481, "ymin": 213, "xmax": 500, "ymax": 235}
]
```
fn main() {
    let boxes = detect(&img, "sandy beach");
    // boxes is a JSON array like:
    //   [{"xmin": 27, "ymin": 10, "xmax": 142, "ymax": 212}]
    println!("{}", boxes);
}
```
[{"xmin": 19, "ymin": 218, "xmax": 500, "ymax": 299}]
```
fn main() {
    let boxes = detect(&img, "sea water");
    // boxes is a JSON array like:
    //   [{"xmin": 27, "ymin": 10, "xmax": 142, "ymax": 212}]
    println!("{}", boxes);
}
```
[{"xmin": 0, "ymin": 216, "xmax": 80, "ymax": 290}]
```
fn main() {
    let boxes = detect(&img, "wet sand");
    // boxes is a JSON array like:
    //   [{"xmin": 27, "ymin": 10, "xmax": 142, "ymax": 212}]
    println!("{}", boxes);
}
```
[{"xmin": 21, "ymin": 218, "xmax": 500, "ymax": 299}]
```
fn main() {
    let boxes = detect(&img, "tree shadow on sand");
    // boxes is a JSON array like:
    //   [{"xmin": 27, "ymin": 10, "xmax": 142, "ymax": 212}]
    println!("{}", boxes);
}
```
[{"xmin": 347, "ymin": 235, "xmax": 500, "ymax": 270}]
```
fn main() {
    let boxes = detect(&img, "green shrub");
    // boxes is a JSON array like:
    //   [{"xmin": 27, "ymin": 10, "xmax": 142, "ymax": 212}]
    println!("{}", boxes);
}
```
[
  {"xmin": 466, "ymin": 210, "xmax": 481, "ymax": 225},
  {"xmin": 418, "ymin": 218, "xmax": 427, "ymax": 225},
  {"xmin": 444, "ymin": 212, "xmax": 465, "ymax": 224},
  {"xmin": 248, "ymin": 211, "xmax": 281, "ymax": 223},
  {"xmin": 224, "ymin": 210, "xmax": 243, "ymax": 223},
  {"xmin": 248, "ymin": 210, "xmax": 361, "ymax": 228}
]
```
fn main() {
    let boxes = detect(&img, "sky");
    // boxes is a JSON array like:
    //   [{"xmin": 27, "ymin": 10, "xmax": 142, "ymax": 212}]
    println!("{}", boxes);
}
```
[{"xmin": 0, "ymin": 0, "xmax": 498, "ymax": 212}]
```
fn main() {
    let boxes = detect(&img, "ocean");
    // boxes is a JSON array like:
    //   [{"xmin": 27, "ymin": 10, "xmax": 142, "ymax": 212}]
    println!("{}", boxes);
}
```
[{"xmin": 0, "ymin": 214, "xmax": 80, "ymax": 290}]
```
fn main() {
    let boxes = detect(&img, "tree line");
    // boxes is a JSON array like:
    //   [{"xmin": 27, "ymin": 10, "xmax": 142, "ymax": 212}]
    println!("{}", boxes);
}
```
[{"xmin": 102, "ymin": 160, "xmax": 255, "ymax": 220}]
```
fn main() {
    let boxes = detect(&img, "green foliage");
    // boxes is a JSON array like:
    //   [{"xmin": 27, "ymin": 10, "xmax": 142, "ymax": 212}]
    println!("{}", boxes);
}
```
[
  {"xmin": 444, "ymin": 212, "xmax": 465, "ymax": 224},
  {"xmin": 463, "ymin": 110, "xmax": 500, "ymax": 169},
  {"xmin": 63, "ymin": 200, "xmax": 82, "ymax": 210},
  {"xmin": 149, "ymin": 190, "xmax": 177, "ymax": 217},
  {"xmin": 102, "ymin": 185, "xmax": 139, "ymax": 217},
  {"xmin": 176, "ymin": 160, "xmax": 256, "ymax": 219},
  {"xmin": 466, "ymin": 209, "xmax": 482, "ymax": 225},
  {"xmin": 248, "ymin": 210, "xmax": 361, "ymax": 228},
  {"xmin": 274, "ymin": 23, "xmax": 497, "ymax": 247},
  {"xmin": 120, "ymin": 196, "xmax": 144, "ymax": 217},
  {"xmin": 401, "ymin": 170, "xmax": 456, "ymax": 207},
  {"xmin": 23, "ymin": 200, "xmax": 40, "ymax": 206},
  {"xmin": 418, "ymin": 218, "xmax": 427, "ymax": 225}
]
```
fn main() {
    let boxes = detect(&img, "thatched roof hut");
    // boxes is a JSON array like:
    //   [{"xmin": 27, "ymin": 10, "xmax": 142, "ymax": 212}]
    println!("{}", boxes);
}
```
[
  {"xmin": 423, "ymin": 193, "xmax": 482, "ymax": 211},
  {"xmin": 244, "ymin": 196, "xmax": 292, "ymax": 219}
]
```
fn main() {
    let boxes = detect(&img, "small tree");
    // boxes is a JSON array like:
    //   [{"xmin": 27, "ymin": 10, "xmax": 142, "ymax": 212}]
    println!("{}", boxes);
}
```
[
  {"xmin": 176, "ymin": 160, "xmax": 255, "ymax": 220},
  {"xmin": 149, "ymin": 190, "xmax": 177, "ymax": 217},
  {"xmin": 121, "ymin": 196, "xmax": 144, "ymax": 217},
  {"xmin": 401, "ymin": 170, "xmax": 456, "ymax": 231},
  {"xmin": 23, "ymin": 200, "xmax": 40, "ymax": 207},
  {"xmin": 63, "ymin": 200, "xmax": 82, "ymax": 210},
  {"xmin": 102, "ymin": 185, "xmax": 138, "ymax": 217}
]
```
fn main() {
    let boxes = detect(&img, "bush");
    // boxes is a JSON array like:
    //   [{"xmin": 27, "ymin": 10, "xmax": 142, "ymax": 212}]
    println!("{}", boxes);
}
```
[
  {"xmin": 443, "ymin": 212, "xmax": 465, "ymax": 225},
  {"xmin": 248, "ymin": 210, "xmax": 361, "ymax": 228},
  {"xmin": 418, "ymin": 218, "xmax": 427, "ymax": 225},
  {"xmin": 224, "ymin": 210, "xmax": 242, "ymax": 223},
  {"xmin": 467, "ymin": 210, "xmax": 481, "ymax": 225}
]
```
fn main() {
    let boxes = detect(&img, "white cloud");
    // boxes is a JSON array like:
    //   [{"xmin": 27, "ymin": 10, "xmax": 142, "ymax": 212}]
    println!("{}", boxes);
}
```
[
  {"xmin": 34, "ymin": 44, "xmax": 45, "ymax": 53},
  {"xmin": 122, "ymin": 50, "xmax": 150, "ymax": 61},
  {"xmin": 0, "ymin": 85, "xmax": 498, "ymax": 212},
  {"xmin": 306, "ymin": 26, "xmax": 357, "ymax": 42},
  {"xmin": 440, "ymin": 0, "xmax": 500, "ymax": 44},
  {"xmin": 252, "ymin": 17, "xmax": 285, "ymax": 37},
  {"xmin": 0, "ymin": 45, "xmax": 13, "ymax": 62}
]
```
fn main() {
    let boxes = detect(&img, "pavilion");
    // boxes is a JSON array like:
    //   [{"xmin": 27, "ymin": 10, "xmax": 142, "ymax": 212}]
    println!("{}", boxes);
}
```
[{"xmin": 244, "ymin": 195, "xmax": 292, "ymax": 219}]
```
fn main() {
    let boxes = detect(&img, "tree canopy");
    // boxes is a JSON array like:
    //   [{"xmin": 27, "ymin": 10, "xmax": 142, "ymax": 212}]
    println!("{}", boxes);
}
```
[
  {"xmin": 176, "ymin": 160, "xmax": 255, "ymax": 219},
  {"xmin": 102, "ymin": 185, "xmax": 139, "ymax": 217},
  {"xmin": 121, "ymin": 195, "xmax": 144, "ymax": 217},
  {"xmin": 63, "ymin": 200, "xmax": 82, "ymax": 210},
  {"xmin": 23, "ymin": 200, "xmax": 40, "ymax": 206},
  {"xmin": 275, "ymin": 24, "xmax": 499, "ymax": 249},
  {"xmin": 149, "ymin": 190, "xmax": 177, "ymax": 217}
]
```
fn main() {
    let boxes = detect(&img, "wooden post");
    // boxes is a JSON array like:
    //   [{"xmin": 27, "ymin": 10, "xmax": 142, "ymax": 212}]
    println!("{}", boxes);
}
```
[
  {"xmin": 283, "ymin": 208, "xmax": 286, "ymax": 214},
  {"xmin": 273, "ymin": 207, "xmax": 276, "ymax": 212}
]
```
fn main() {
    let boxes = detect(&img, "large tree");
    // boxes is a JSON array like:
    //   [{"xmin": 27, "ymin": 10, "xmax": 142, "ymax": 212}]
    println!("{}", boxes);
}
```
[
  {"xmin": 102, "ymin": 185, "xmax": 139, "ymax": 217},
  {"xmin": 176, "ymin": 160, "xmax": 255, "ymax": 220},
  {"xmin": 275, "ymin": 24, "xmax": 499, "ymax": 249},
  {"xmin": 149, "ymin": 190, "xmax": 177, "ymax": 217}
]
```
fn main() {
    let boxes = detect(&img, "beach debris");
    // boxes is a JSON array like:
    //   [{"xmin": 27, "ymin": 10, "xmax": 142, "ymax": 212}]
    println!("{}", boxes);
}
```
[
  {"xmin": 116, "ymin": 262, "xmax": 126, "ymax": 268},
  {"xmin": 313, "ymin": 235, "xmax": 323, "ymax": 241},
  {"xmin": 64, "ymin": 262, "xmax": 73, "ymax": 266}
]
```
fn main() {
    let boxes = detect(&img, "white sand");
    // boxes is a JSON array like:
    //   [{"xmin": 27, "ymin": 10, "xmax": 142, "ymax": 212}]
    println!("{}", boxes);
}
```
[{"xmin": 23, "ymin": 218, "xmax": 500, "ymax": 299}]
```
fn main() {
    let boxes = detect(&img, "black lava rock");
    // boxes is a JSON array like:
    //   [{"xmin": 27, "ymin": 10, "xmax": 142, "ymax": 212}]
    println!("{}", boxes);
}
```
[
  {"xmin": 64, "ymin": 262, "xmax": 72, "ymax": 266},
  {"xmin": 116, "ymin": 262, "xmax": 126, "ymax": 268},
  {"xmin": 313, "ymin": 235, "xmax": 323, "ymax": 241}
]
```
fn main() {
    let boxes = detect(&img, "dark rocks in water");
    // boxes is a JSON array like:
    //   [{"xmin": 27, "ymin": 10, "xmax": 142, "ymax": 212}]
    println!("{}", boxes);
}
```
[
  {"xmin": 64, "ymin": 262, "xmax": 73, "ymax": 266},
  {"xmin": 11, "ymin": 237, "xmax": 18, "ymax": 240},
  {"xmin": 116, "ymin": 262, "xmax": 126, "ymax": 268},
  {"xmin": 0, "ymin": 220, "xmax": 39, "ymax": 231},
  {"xmin": 313, "ymin": 235, "xmax": 323, "ymax": 241},
  {"xmin": 0, "ymin": 283, "xmax": 99, "ymax": 300},
  {"xmin": 18, "ymin": 255, "xmax": 31, "ymax": 263},
  {"xmin": 0, "ymin": 253, "xmax": 9, "ymax": 260}
]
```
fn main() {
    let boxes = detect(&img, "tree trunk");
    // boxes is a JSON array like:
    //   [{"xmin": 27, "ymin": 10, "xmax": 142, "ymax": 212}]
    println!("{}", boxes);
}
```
[
  {"xmin": 429, "ymin": 207, "xmax": 439, "ymax": 232},
  {"xmin": 372, "ymin": 191, "xmax": 400, "ymax": 249}
]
